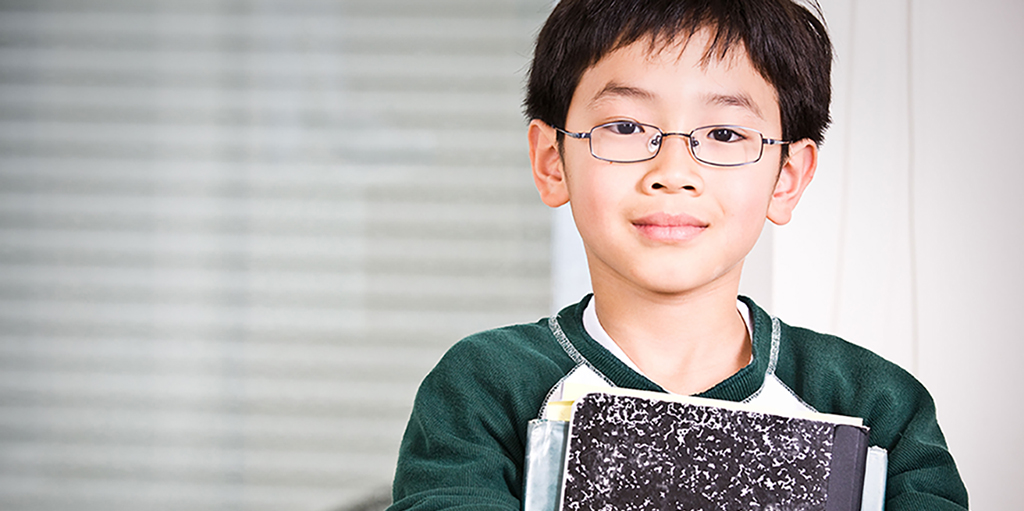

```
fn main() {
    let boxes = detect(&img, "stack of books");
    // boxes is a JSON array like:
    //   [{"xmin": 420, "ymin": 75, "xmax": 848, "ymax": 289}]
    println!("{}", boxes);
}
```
[{"xmin": 523, "ymin": 385, "xmax": 887, "ymax": 511}]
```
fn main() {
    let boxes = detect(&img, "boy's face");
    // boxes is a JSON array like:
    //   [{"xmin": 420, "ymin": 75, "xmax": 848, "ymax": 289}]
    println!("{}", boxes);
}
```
[{"xmin": 530, "ymin": 30, "xmax": 817, "ymax": 299}]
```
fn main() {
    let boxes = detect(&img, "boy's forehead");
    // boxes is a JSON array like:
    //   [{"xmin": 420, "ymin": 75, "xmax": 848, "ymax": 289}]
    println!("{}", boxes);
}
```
[{"xmin": 573, "ymin": 31, "xmax": 779, "ymax": 123}]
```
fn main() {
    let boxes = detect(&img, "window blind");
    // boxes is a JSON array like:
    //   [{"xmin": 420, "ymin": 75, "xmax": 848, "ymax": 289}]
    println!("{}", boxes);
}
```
[{"xmin": 0, "ymin": 1, "xmax": 553, "ymax": 509}]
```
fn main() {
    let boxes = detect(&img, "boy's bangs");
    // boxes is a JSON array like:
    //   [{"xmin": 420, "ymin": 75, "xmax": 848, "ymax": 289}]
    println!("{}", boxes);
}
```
[
  {"xmin": 526, "ymin": 0, "xmax": 832, "ymax": 146},
  {"xmin": 612, "ymin": 8, "xmax": 748, "ymax": 71}
]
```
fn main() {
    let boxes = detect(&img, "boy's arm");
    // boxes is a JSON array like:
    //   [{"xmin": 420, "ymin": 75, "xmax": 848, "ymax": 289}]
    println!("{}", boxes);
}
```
[
  {"xmin": 388, "ymin": 329, "xmax": 566, "ymax": 511},
  {"xmin": 388, "ymin": 367, "xmax": 522, "ymax": 511},
  {"xmin": 777, "ymin": 323, "xmax": 968, "ymax": 510},
  {"xmin": 875, "ymin": 384, "xmax": 969, "ymax": 510}
]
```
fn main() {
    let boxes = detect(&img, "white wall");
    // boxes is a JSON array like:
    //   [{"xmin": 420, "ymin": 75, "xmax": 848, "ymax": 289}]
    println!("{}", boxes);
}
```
[
  {"xmin": 774, "ymin": 1, "xmax": 1024, "ymax": 508},
  {"xmin": 551, "ymin": 1, "xmax": 1024, "ymax": 507}
]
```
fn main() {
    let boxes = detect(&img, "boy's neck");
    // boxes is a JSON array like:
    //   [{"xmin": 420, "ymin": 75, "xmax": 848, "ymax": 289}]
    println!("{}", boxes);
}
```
[{"xmin": 590, "ymin": 276, "xmax": 752, "ymax": 396}]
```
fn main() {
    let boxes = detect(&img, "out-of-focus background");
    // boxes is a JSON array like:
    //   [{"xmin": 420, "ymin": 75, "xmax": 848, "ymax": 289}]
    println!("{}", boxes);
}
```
[
  {"xmin": 0, "ymin": 0, "xmax": 1021, "ymax": 510},
  {"xmin": 0, "ymin": 0, "xmax": 552, "ymax": 509}
]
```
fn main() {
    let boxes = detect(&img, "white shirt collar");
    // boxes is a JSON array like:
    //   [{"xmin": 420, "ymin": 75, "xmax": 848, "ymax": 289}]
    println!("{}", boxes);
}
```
[{"xmin": 581, "ymin": 297, "xmax": 754, "ymax": 384}]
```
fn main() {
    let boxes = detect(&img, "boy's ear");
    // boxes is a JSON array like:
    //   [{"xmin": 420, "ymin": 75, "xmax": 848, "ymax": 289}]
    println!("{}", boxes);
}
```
[
  {"xmin": 528, "ymin": 119, "xmax": 570, "ymax": 208},
  {"xmin": 767, "ymin": 138, "xmax": 818, "ymax": 225}
]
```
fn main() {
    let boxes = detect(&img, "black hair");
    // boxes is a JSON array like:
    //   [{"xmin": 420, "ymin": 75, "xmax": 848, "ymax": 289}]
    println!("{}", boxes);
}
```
[{"xmin": 524, "ymin": 0, "xmax": 833, "ymax": 146}]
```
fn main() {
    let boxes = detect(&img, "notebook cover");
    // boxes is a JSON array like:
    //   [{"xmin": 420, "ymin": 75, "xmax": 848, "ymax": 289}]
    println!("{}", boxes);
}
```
[{"xmin": 560, "ymin": 392, "xmax": 869, "ymax": 511}]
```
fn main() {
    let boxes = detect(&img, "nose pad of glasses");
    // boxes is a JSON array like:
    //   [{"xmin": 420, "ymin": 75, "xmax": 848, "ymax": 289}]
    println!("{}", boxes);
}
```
[{"xmin": 647, "ymin": 134, "xmax": 662, "ymax": 155}]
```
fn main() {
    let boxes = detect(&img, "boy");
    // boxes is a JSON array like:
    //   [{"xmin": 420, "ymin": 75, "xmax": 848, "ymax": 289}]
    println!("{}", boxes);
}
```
[{"xmin": 388, "ymin": 0, "xmax": 968, "ymax": 509}]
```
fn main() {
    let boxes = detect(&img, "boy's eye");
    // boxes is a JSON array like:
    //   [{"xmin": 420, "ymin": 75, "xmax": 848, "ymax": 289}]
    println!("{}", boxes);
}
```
[
  {"xmin": 604, "ymin": 121, "xmax": 645, "ymax": 136},
  {"xmin": 707, "ymin": 127, "xmax": 745, "ymax": 143}
]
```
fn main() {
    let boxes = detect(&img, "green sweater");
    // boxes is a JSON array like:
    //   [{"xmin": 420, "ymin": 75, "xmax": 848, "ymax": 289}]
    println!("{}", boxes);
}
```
[{"xmin": 389, "ymin": 296, "xmax": 968, "ymax": 510}]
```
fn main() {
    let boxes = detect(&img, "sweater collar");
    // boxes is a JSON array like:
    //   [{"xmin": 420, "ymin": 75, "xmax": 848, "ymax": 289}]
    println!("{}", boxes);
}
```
[{"xmin": 553, "ymin": 294, "xmax": 772, "ymax": 402}]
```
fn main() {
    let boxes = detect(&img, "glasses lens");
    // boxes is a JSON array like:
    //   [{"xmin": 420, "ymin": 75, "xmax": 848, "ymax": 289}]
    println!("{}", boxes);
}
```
[
  {"xmin": 589, "ymin": 121, "xmax": 661, "ymax": 163},
  {"xmin": 690, "ymin": 126, "xmax": 764, "ymax": 166}
]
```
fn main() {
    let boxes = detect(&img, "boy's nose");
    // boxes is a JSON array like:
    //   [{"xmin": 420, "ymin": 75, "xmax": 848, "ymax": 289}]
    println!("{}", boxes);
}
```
[{"xmin": 642, "ymin": 135, "xmax": 704, "ymax": 194}]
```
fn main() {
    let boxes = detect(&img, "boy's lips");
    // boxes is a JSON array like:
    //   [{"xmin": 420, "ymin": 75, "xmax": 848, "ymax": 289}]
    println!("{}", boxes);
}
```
[{"xmin": 632, "ymin": 212, "xmax": 708, "ymax": 242}]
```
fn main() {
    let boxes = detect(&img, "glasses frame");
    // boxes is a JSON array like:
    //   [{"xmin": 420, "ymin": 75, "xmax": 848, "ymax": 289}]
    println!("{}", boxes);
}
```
[{"xmin": 554, "ymin": 121, "xmax": 791, "ymax": 167}]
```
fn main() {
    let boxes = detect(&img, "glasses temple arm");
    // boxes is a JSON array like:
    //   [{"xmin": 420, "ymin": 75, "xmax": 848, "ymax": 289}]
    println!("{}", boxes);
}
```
[{"xmin": 552, "ymin": 126, "xmax": 591, "ymax": 140}]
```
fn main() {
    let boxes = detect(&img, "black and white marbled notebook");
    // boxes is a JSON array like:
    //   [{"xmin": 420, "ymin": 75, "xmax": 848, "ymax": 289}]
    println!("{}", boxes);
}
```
[{"xmin": 560, "ymin": 392, "xmax": 868, "ymax": 511}]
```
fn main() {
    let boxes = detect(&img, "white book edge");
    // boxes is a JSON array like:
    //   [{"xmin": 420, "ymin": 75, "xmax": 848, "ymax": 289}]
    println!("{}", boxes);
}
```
[
  {"xmin": 560, "ymin": 382, "xmax": 865, "ymax": 426},
  {"xmin": 861, "ymin": 446, "xmax": 889, "ymax": 511}
]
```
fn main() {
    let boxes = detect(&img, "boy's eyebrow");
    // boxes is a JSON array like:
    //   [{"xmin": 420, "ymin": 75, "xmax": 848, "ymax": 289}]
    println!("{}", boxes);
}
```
[
  {"xmin": 702, "ymin": 92, "xmax": 764, "ymax": 119},
  {"xmin": 587, "ymin": 83, "xmax": 766, "ymax": 121},
  {"xmin": 589, "ymin": 82, "xmax": 657, "ymax": 106}
]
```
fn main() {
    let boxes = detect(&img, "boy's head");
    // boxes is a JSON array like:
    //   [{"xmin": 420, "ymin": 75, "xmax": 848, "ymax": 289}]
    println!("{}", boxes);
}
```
[
  {"xmin": 524, "ymin": 0, "xmax": 834, "ymax": 299},
  {"xmin": 525, "ymin": 0, "xmax": 833, "ymax": 147}
]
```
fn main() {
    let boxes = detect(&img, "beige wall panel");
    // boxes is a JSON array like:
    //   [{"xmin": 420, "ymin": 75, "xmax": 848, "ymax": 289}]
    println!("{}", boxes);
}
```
[
  {"xmin": 775, "ymin": 0, "xmax": 1024, "ymax": 507},
  {"xmin": 775, "ymin": 0, "xmax": 916, "ymax": 369},
  {"xmin": 912, "ymin": 1, "xmax": 1024, "ymax": 508}
]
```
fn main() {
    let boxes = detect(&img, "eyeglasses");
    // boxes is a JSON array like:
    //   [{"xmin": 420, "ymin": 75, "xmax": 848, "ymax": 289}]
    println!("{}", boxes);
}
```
[{"xmin": 554, "ymin": 121, "xmax": 791, "ymax": 167}]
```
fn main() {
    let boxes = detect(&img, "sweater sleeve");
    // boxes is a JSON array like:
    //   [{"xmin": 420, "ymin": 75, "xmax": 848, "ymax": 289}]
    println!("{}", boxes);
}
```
[
  {"xmin": 870, "ymin": 376, "xmax": 969, "ymax": 510},
  {"xmin": 388, "ymin": 326, "xmax": 569, "ymax": 511},
  {"xmin": 775, "ymin": 324, "xmax": 969, "ymax": 510}
]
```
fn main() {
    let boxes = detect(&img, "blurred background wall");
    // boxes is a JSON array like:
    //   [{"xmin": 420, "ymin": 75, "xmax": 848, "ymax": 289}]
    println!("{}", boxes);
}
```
[
  {"xmin": 780, "ymin": 1, "xmax": 1024, "ymax": 508},
  {"xmin": 0, "ymin": 0, "xmax": 552, "ymax": 509}
]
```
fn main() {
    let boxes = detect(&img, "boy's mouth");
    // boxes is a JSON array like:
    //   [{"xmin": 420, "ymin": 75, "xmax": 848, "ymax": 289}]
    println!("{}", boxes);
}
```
[{"xmin": 632, "ymin": 213, "xmax": 707, "ymax": 242}]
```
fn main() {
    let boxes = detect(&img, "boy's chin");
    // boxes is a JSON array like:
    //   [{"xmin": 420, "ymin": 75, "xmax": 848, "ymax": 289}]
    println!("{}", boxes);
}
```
[{"xmin": 601, "ymin": 265, "xmax": 743, "ymax": 300}]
